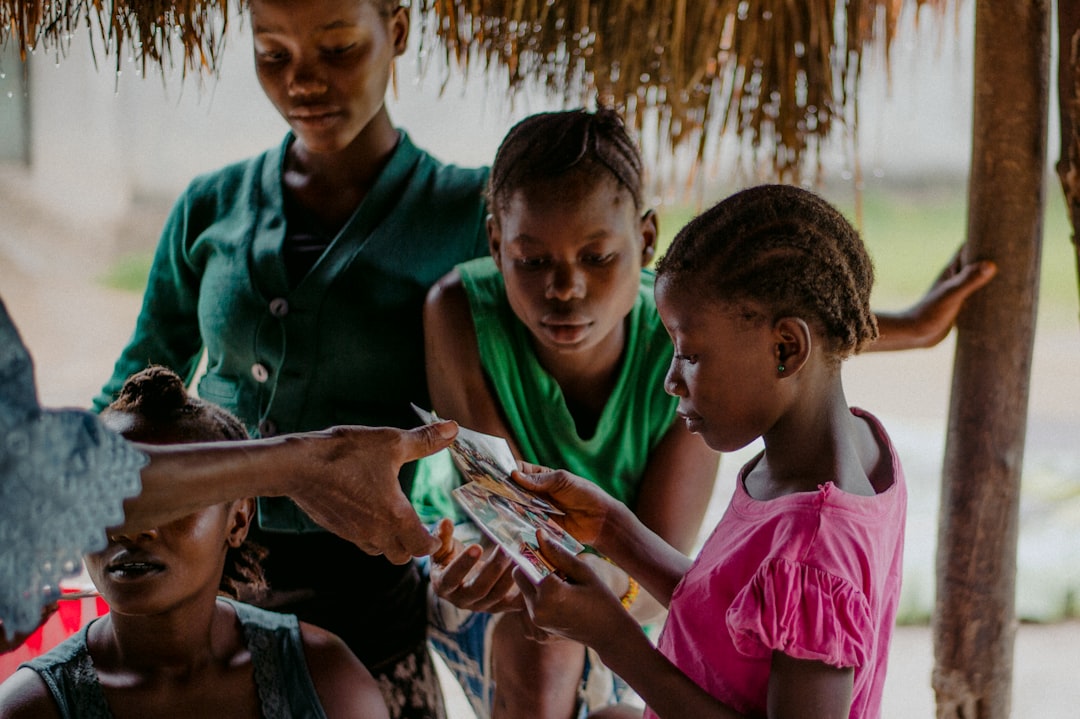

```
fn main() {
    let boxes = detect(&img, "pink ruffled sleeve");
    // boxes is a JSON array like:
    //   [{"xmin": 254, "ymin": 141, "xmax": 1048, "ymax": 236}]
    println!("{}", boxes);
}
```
[{"xmin": 726, "ymin": 557, "xmax": 872, "ymax": 668}]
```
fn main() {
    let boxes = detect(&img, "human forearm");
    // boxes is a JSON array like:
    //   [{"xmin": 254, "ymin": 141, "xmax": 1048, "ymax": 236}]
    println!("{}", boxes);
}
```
[
  {"xmin": 592, "ymin": 631, "xmax": 744, "ymax": 719},
  {"xmin": 594, "ymin": 503, "xmax": 693, "ymax": 608},
  {"xmin": 123, "ymin": 423, "xmax": 455, "ymax": 562},
  {"xmin": 122, "ymin": 434, "xmax": 309, "ymax": 531}
]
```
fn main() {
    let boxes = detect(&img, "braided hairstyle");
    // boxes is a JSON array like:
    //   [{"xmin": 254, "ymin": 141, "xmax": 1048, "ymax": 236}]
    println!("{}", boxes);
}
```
[
  {"xmin": 655, "ymin": 184, "xmax": 878, "ymax": 359},
  {"xmin": 487, "ymin": 107, "xmax": 645, "ymax": 217},
  {"xmin": 101, "ymin": 366, "xmax": 268, "ymax": 600}
]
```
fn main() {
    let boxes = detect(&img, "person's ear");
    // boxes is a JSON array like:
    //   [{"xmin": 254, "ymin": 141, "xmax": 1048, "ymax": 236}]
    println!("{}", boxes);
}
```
[
  {"xmin": 390, "ymin": 5, "xmax": 410, "ymax": 56},
  {"xmin": 487, "ymin": 214, "xmax": 503, "ymax": 266},
  {"xmin": 639, "ymin": 209, "xmax": 658, "ymax": 267},
  {"xmin": 773, "ymin": 317, "xmax": 812, "ymax": 377},
  {"xmin": 226, "ymin": 498, "xmax": 256, "ymax": 548}
]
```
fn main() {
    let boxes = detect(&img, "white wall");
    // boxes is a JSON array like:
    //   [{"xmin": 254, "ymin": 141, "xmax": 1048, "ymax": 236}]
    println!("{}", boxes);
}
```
[{"xmin": 20, "ymin": 0, "xmax": 1054, "ymax": 222}]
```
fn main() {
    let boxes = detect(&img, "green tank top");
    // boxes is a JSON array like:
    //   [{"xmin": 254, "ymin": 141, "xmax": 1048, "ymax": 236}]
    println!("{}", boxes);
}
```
[{"xmin": 413, "ymin": 256, "xmax": 677, "ymax": 522}]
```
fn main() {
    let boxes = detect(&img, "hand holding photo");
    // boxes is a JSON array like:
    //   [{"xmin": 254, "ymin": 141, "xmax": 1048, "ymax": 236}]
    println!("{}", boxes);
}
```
[
  {"xmin": 412, "ymin": 404, "xmax": 562, "ymax": 515},
  {"xmin": 453, "ymin": 482, "xmax": 584, "ymax": 583},
  {"xmin": 411, "ymin": 404, "xmax": 583, "ymax": 582}
]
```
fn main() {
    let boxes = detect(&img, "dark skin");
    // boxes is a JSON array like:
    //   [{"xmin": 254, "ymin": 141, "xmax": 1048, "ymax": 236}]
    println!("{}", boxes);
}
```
[
  {"xmin": 251, "ymin": 0, "xmax": 408, "ymax": 233},
  {"xmin": 427, "ymin": 182, "xmax": 994, "ymax": 718},
  {"xmin": 507, "ymin": 277, "xmax": 900, "ymax": 719},
  {"xmin": 426, "ymin": 180, "xmax": 718, "ymax": 718},
  {"xmin": 0, "ymin": 415, "xmax": 390, "ymax": 719},
  {"xmin": 0, "ymin": 421, "xmax": 456, "ymax": 656}
]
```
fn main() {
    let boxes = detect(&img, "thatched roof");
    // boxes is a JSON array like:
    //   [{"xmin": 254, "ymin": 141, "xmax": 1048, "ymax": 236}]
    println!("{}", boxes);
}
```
[
  {"xmin": 1, "ymin": 0, "xmax": 235, "ymax": 76},
  {"xmin": 2, "ymin": 0, "xmax": 946, "ymax": 182},
  {"xmin": 414, "ymin": 1, "xmax": 948, "ymax": 184}
]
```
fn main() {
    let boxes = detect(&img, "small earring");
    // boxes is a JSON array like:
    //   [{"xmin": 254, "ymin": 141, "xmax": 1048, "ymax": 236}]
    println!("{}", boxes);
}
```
[{"xmin": 777, "ymin": 364, "xmax": 785, "ymax": 374}]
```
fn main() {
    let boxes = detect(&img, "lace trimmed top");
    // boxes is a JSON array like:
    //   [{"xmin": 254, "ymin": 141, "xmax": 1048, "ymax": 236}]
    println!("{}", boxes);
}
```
[{"xmin": 0, "ymin": 297, "xmax": 145, "ymax": 641}]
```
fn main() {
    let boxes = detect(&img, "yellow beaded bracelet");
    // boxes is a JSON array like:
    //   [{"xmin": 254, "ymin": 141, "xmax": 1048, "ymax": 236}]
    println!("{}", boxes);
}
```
[{"xmin": 620, "ymin": 576, "xmax": 640, "ymax": 610}]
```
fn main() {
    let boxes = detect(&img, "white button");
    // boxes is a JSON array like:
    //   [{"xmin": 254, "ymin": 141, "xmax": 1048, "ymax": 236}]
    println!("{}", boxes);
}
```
[
  {"xmin": 251, "ymin": 363, "xmax": 270, "ymax": 383},
  {"xmin": 269, "ymin": 298, "xmax": 289, "ymax": 318}
]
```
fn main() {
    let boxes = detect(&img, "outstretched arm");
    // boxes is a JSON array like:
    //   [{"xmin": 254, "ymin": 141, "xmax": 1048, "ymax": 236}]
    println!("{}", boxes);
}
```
[
  {"xmin": 870, "ymin": 253, "xmax": 996, "ymax": 352},
  {"xmin": 517, "ymin": 534, "xmax": 855, "ymax": 719},
  {"xmin": 121, "ymin": 422, "xmax": 456, "ymax": 563}
]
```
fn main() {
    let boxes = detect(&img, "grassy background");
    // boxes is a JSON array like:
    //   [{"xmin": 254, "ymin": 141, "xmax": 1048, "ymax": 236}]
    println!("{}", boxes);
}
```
[
  {"xmin": 655, "ymin": 180, "xmax": 1078, "ymax": 327},
  {"xmin": 102, "ymin": 181, "xmax": 1079, "ymax": 327}
]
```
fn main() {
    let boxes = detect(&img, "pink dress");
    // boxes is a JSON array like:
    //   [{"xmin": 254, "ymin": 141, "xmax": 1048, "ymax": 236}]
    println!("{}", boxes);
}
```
[{"xmin": 646, "ymin": 408, "xmax": 906, "ymax": 719}]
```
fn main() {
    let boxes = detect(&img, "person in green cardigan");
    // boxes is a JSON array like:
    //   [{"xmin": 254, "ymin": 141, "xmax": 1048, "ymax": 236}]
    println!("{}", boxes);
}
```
[
  {"xmin": 93, "ymin": 0, "xmax": 487, "ymax": 716},
  {"xmin": 418, "ymin": 108, "xmax": 998, "ymax": 719}
]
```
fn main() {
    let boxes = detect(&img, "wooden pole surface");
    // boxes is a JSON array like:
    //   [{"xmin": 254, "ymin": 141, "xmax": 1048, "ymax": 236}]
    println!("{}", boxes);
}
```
[{"xmin": 932, "ymin": 1, "xmax": 1050, "ymax": 718}]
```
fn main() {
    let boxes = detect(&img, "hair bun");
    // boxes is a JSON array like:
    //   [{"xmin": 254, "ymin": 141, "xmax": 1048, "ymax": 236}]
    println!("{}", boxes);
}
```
[{"xmin": 115, "ymin": 365, "xmax": 189, "ymax": 418}]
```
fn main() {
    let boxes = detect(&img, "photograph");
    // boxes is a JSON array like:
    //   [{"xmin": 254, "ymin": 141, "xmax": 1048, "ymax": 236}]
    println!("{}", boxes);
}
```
[{"xmin": 452, "ymin": 481, "xmax": 584, "ymax": 583}]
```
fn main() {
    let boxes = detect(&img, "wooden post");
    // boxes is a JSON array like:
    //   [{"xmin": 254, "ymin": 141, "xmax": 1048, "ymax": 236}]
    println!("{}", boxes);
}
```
[{"xmin": 932, "ymin": 2, "xmax": 1050, "ymax": 718}]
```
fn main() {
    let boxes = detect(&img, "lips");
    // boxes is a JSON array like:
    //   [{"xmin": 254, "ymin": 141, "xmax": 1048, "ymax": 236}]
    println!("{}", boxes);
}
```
[
  {"xmin": 540, "ymin": 314, "xmax": 592, "ymax": 345},
  {"xmin": 288, "ymin": 106, "xmax": 343, "ymax": 129},
  {"xmin": 677, "ymin": 408, "xmax": 704, "ymax": 433},
  {"xmin": 105, "ymin": 551, "xmax": 166, "ymax": 579}
]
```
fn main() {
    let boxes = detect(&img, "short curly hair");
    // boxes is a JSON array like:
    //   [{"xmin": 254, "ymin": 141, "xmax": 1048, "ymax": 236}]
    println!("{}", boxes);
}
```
[
  {"xmin": 102, "ymin": 365, "xmax": 268, "ymax": 600},
  {"xmin": 487, "ymin": 107, "xmax": 645, "ymax": 217},
  {"xmin": 655, "ymin": 184, "xmax": 878, "ymax": 358}
]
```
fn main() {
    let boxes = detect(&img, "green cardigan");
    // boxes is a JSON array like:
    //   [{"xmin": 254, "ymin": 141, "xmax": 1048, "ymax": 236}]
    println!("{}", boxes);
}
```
[
  {"xmin": 93, "ymin": 132, "xmax": 489, "ymax": 667},
  {"xmin": 95, "ymin": 131, "xmax": 488, "ymax": 507}
]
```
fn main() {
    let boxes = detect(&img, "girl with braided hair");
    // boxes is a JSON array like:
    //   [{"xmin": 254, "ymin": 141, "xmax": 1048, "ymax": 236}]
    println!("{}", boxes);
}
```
[
  {"xmin": 417, "ymin": 109, "xmax": 992, "ymax": 718},
  {"xmin": 0, "ymin": 366, "xmax": 389, "ymax": 719},
  {"xmin": 509, "ymin": 184, "xmax": 909, "ymax": 718}
]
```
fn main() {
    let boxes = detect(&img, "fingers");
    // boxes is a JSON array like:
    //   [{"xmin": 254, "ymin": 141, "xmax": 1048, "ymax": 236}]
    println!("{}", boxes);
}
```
[
  {"xmin": 434, "ymin": 542, "xmax": 520, "ymax": 612},
  {"xmin": 401, "ymin": 421, "xmax": 458, "ymax": 463},
  {"xmin": 380, "ymin": 500, "xmax": 441, "ymax": 563},
  {"xmin": 535, "ymin": 529, "xmax": 593, "ymax": 583},
  {"xmin": 430, "ymin": 518, "xmax": 457, "ymax": 565},
  {"xmin": 510, "ymin": 467, "xmax": 565, "ymax": 492},
  {"xmin": 950, "ymin": 260, "xmax": 997, "ymax": 297}
]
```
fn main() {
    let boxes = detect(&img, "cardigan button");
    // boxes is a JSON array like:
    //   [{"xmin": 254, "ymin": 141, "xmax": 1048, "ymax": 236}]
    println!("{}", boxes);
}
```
[
  {"xmin": 251, "ymin": 363, "xmax": 270, "ymax": 383},
  {"xmin": 269, "ymin": 297, "xmax": 289, "ymax": 318},
  {"xmin": 258, "ymin": 419, "xmax": 278, "ymax": 437}
]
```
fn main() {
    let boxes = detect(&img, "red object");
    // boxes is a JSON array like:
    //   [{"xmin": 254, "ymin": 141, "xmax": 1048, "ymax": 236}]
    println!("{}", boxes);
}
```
[{"xmin": 0, "ymin": 590, "xmax": 109, "ymax": 681}]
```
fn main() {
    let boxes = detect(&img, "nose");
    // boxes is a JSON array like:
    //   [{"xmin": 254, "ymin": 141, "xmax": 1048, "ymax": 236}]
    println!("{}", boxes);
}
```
[
  {"xmin": 287, "ymin": 57, "xmax": 328, "ymax": 99},
  {"xmin": 664, "ymin": 361, "xmax": 687, "ymax": 397},
  {"xmin": 546, "ymin": 263, "xmax": 585, "ymax": 302}
]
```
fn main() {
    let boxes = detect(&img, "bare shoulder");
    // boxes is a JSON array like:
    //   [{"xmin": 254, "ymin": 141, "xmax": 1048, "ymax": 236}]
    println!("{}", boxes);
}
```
[
  {"xmin": 298, "ymin": 621, "xmax": 389, "ymax": 719},
  {"xmin": 0, "ymin": 668, "xmax": 62, "ymax": 719},
  {"xmin": 425, "ymin": 269, "xmax": 476, "ymax": 342}
]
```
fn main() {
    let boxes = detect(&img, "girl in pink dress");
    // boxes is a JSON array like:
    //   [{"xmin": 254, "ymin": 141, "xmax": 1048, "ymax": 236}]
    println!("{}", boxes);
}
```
[{"xmin": 510, "ymin": 183, "xmax": 909, "ymax": 719}]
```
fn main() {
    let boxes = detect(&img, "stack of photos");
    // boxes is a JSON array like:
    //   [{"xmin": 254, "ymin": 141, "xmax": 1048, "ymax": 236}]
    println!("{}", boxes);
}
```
[{"xmin": 413, "ymin": 405, "xmax": 585, "ymax": 582}]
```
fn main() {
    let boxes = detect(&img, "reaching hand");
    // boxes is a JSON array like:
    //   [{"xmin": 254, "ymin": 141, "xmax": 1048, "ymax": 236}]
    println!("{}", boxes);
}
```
[
  {"xmin": 513, "ymin": 530, "xmax": 638, "ymax": 651},
  {"xmin": 512, "ymin": 464, "xmax": 624, "ymax": 549},
  {"xmin": 289, "ymin": 422, "xmax": 458, "ymax": 564},
  {"xmin": 872, "ymin": 250, "xmax": 997, "ymax": 351},
  {"xmin": 429, "ymin": 519, "xmax": 522, "ymax": 613}
]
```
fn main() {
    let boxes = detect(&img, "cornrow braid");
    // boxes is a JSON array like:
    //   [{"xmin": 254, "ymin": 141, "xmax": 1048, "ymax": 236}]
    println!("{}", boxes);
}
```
[
  {"xmin": 487, "ymin": 107, "xmax": 645, "ymax": 215},
  {"xmin": 656, "ymin": 184, "xmax": 878, "ymax": 358},
  {"xmin": 103, "ymin": 365, "xmax": 268, "ymax": 597}
]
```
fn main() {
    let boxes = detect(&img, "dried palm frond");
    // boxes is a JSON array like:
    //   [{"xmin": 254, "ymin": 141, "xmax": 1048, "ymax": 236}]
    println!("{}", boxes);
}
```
[
  {"xmin": 1, "ymin": 0, "xmax": 948, "ymax": 185},
  {"xmin": 0, "ymin": 0, "xmax": 239, "ymax": 77},
  {"xmin": 416, "ymin": 0, "xmax": 948, "ymax": 185}
]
